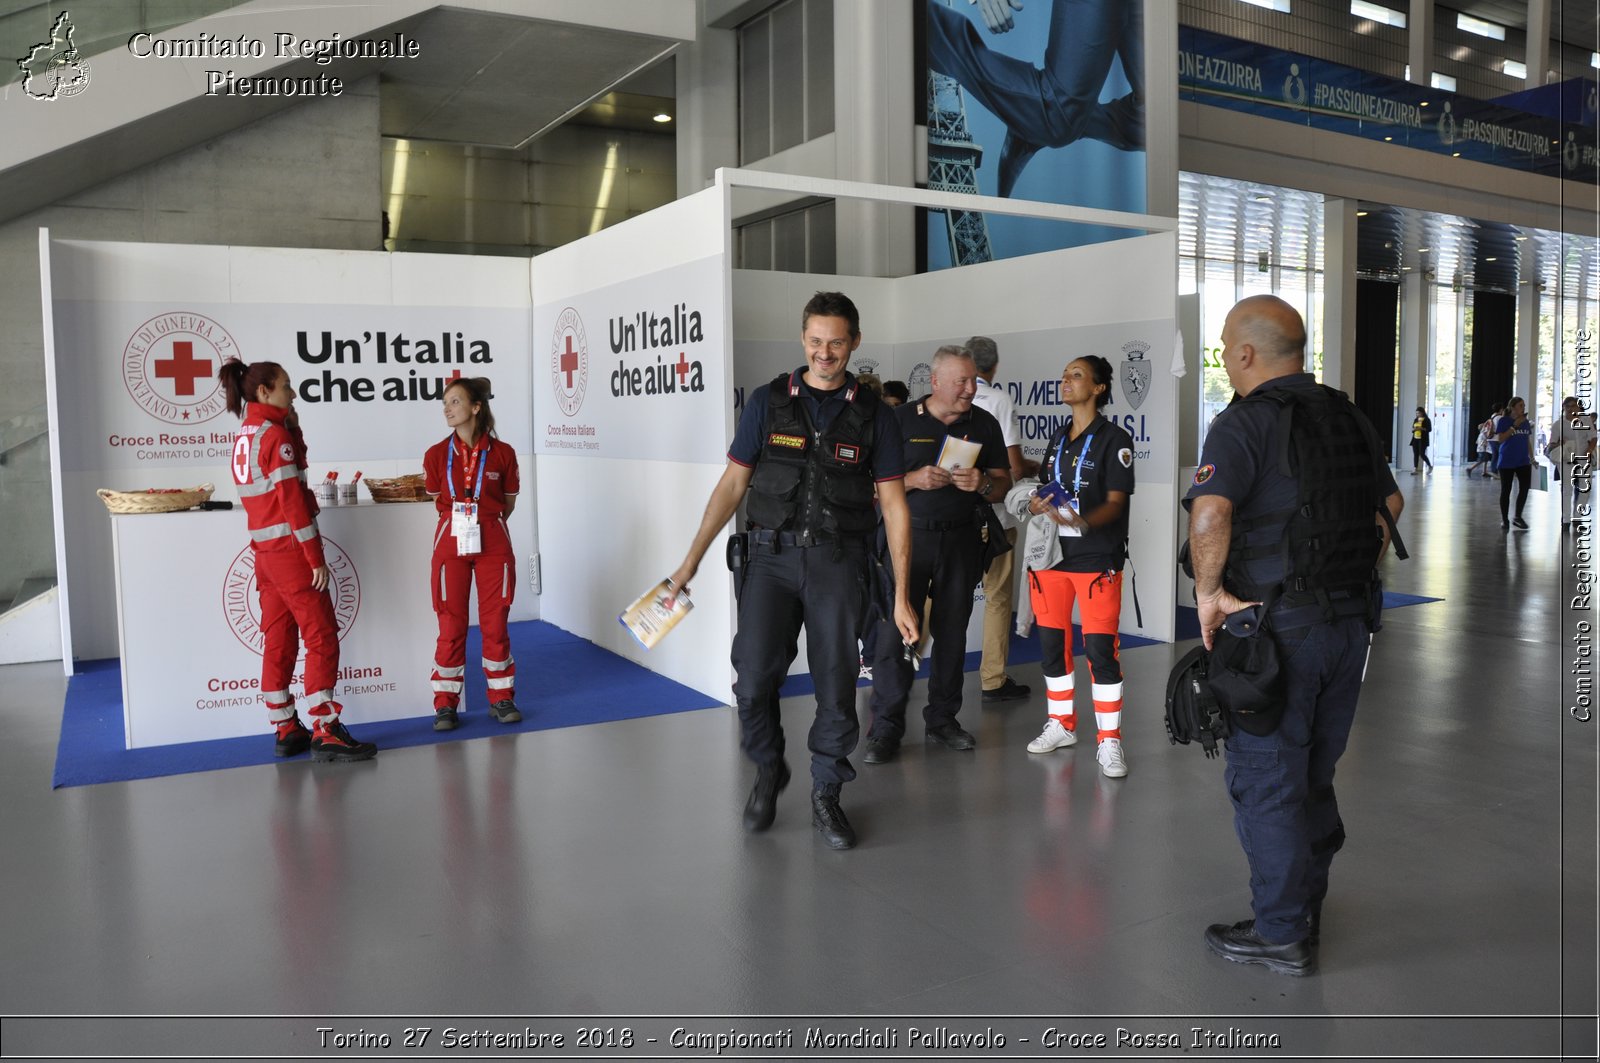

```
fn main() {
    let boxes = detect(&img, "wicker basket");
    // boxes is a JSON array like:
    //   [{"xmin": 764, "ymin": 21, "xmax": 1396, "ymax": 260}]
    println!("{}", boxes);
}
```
[
  {"xmin": 364, "ymin": 474, "xmax": 430, "ymax": 503},
  {"xmin": 97, "ymin": 483, "xmax": 215, "ymax": 515}
]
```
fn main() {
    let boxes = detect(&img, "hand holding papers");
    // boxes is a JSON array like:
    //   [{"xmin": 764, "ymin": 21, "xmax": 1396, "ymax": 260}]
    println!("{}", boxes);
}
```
[
  {"xmin": 620, "ymin": 579, "xmax": 693, "ymax": 650},
  {"xmin": 936, "ymin": 436, "xmax": 982, "ymax": 471}
]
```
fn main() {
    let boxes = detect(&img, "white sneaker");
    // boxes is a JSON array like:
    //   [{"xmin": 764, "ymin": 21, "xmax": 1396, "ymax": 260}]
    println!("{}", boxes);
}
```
[
  {"xmin": 1096, "ymin": 737, "xmax": 1128, "ymax": 778},
  {"xmin": 1027, "ymin": 719, "xmax": 1077, "ymax": 753}
]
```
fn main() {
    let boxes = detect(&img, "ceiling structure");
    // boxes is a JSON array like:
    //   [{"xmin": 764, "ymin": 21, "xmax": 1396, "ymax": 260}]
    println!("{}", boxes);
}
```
[
  {"xmin": 377, "ymin": 10, "xmax": 678, "ymax": 148},
  {"xmin": 1452, "ymin": 0, "xmax": 1599, "ymax": 61}
]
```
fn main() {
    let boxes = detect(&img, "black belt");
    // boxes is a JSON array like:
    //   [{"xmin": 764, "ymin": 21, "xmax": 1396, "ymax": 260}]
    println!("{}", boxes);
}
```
[
  {"xmin": 750, "ymin": 528, "xmax": 860, "ymax": 549},
  {"xmin": 909, "ymin": 517, "xmax": 968, "ymax": 531}
]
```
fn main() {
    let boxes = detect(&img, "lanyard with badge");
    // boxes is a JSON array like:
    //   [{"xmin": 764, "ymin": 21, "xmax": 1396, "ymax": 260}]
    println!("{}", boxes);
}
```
[
  {"xmin": 447, "ymin": 437, "xmax": 487, "ymax": 556},
  {"xmin": 1051, "ymin": 424, "xmax": 1095, "ymax": 538}
]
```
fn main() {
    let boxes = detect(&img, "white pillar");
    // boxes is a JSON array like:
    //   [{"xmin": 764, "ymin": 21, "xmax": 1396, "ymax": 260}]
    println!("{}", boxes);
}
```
[
  {"xmin": 833, "ymin": 0, "xmax": 915, "ymax": 277},
  {"xmin": 675, "ymin": 7, "xmax": 739, "ymax": 197},
  {"xmin": 1517, "ymin": 281, "xmax": 1540, "ymax": 426},
  {"xmin": 1398, "ymin": 271, "xmax": 1431, "ymax": 466},
  {"xmin": 1407, "ymin": 0, "xmax": 1434, "ymax": 84},
  {"xmin": 1525, "ymin": 0, "xmax": 1551, "ymax": 87},
  {"xmin": 1322, "ymin": 197, "xmax": 1359, "ymax": 396}
]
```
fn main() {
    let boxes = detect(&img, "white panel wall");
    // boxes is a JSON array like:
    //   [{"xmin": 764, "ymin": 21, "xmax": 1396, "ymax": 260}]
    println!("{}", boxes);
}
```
[
  {"xmin": 46, "ymin": 239, "xmax": 536, "ymax": 665},
  {"xmin": 532, "ymin": 187, "xmax": 734, "ymax": 702}
]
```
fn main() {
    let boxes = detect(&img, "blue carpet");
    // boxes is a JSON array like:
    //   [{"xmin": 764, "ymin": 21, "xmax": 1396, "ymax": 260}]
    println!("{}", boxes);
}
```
[
  {"xmin": 1173, "ymin": 590, "xmax": 1443, "ymax": 642},
  {"xmin": 52, "ymin": 621, "xmax": 722, "ymax": 789},
  {"xmin": 778, "ymin": 624, "xmax": 1161, "ymax": 699}
]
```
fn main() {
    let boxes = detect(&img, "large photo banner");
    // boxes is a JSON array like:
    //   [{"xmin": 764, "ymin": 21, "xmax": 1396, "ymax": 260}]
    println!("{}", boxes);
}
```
[
  {"xmin": 924, "ymin": 0, "xmax": 1147, "ymax": 267},
  {"xmin": 46, "ymin": 239, "xmax": 536, "ymax": 664}
]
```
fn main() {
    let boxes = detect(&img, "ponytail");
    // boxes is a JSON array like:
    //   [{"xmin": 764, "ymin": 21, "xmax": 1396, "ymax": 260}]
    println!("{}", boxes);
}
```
[{"xmin": 219, "ymin": 359, "xmax": 284, "ymax": 418}]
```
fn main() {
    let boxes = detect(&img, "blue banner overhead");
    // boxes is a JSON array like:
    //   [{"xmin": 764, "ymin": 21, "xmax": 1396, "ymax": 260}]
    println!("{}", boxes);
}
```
[{"xmin": 1178, "ymin": 26, "xmax": 1599, "ymax": 185}]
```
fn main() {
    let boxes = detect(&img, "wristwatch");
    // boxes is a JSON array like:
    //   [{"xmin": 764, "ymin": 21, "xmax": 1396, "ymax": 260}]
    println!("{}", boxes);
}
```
[{"xmin": 979, "ymin": 475, "xmax": 993, "ymax": 499}]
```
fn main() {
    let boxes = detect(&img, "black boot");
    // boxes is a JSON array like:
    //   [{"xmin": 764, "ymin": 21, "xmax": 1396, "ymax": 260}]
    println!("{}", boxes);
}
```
[
  {"xmin": 811, "ymin": 786, "xmax": 856, "ymax": 850},
  {"xmin": 1203, "ymin": 919, "xmax": 1314, "ymax": 976},
  {"xmin": 742, "ymin": 760, "xmax": 789, "ymax": 832}
]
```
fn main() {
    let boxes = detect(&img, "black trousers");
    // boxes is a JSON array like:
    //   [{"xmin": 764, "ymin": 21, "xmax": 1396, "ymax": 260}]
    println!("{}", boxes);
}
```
[
  {"xmin": 1410, "ymin": 439, "xmax": 1431, "ymax": 470},
  {"xmin": 868, "ymin": 523, "xmax": 985, "ymax": 742},
  {"xmin": 730, "ymin": 542, "xmax": 869, "ymax": 789},
  {"xmin": 1499, "ymin": 464, "xmax": 1531, "ymax": 520}
]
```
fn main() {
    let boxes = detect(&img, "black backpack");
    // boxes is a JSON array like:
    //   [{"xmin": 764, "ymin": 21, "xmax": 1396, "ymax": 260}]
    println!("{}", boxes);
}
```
[{"xmin": 1227, "ymin": 384, "xmax": 1407, "ymax": 624}]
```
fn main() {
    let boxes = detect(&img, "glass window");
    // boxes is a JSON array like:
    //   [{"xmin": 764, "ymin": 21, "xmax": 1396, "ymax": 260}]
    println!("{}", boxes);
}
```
[{"xmin": 738, "ymin": 0, "xmax": 834, "ymax": 165}]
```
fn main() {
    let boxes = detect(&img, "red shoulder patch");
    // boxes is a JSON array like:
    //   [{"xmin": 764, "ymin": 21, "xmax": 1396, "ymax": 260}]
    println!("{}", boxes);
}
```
[{"xmin": 1193, "ymin": 463, "xmax": 1216, "ymax": 485}]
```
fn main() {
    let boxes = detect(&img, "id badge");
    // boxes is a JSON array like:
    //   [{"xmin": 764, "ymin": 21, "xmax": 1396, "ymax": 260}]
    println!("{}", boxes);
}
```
[
  {"xmin": 1057, "ymin": 496, "xmax": 1084, "ymax": 538},
  {"xmin": 451, "ymin": 501, "xmax": 478, "ymax": 536},
  {"xmin": 456, "ymin": 521, "xmax": 482, "ymax": 556}
]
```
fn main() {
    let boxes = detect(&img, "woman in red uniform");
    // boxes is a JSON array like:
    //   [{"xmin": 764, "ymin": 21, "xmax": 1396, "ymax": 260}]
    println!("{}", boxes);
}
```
[
  {"xmin": 220, "ymin": 359, "xmax": 377, "ymax": 762},
  {"xmin": 425, "ymin": 377, "xmax": 521, "ymax": 731}
]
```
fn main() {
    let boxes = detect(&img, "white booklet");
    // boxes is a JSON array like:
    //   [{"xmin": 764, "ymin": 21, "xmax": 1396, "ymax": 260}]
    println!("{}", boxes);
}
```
[
  {"xmin": 936, "ymin": 435, "xmax": 982, "ymax": 471},
  {"xmin": 619, "ymin": 579, "xmax": 693, "ymax": 650}
]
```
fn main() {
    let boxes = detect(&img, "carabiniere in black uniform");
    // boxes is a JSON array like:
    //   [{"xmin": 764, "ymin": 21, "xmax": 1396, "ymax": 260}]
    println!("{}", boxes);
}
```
[
  {"xmin": 865, "ymin": 395, "xmax": 1007, "ymax": 756},
  {"xmin": 728, "ymin": 368, "xmax": 903, "ymax": 832}
]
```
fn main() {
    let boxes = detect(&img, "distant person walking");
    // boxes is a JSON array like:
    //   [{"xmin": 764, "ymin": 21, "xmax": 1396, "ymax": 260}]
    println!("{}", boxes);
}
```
[
  {"xmin": 1464, "ymin": 414, "xmax": 1494, "ymax": 477},
  {"xmin": 1495, "ymin": 397, "xmax": 1534, "ymax": 531},
  {"xmin": 1409, "ymin": 408, "xmax": 1432, "ymax": 475}
]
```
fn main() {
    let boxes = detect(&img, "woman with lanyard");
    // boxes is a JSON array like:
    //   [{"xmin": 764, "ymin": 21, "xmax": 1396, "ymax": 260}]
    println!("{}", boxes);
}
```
[
  {"xmin": 220, "ymin": 358, "xmax": 377, "ymax": 762},
  {"xmin": 425, "ymin": 377, "xmax": 521, "ymax": 730},
  {"xmin": 1021, "ymin": 355, "xmax": 1136, "ymax": 778}
]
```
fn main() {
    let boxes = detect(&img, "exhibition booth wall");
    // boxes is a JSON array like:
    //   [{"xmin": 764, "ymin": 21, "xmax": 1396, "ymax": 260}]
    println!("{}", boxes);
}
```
[{"xmin": 40, "ymin": 170, "xmax": 1179, "ymax": 747}]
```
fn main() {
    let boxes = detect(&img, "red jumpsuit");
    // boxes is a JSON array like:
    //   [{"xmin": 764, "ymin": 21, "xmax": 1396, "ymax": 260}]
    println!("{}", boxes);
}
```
[
  {"xmin": 231, "ymin": 402, "xmax": 341, "ymax": 725},
  {"xmin": 424, "ymin": 433, "xmax": 519, "ymax": 711}
]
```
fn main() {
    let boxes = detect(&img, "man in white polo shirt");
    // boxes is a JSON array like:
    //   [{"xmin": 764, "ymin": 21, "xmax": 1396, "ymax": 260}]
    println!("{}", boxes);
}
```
[{"xmin": 967, "ymin": 335, "xmax": 1032, "ymax": 703}]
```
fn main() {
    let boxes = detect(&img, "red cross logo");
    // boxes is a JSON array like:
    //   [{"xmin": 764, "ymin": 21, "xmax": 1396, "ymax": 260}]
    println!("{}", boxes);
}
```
[
  {"xmin": 561, "ymin": 335, "xmax": 581, "ymax": 388},
  {"xmin": 674, "ymin": 352, "xmax": 692, "ymax": 388},
  {"xmin": 550, "ymin": 307, "xmax": 588, "ymax": 418},
  {"xmin": 122, "ymin": 312, "xmax": 233, "ymax": 426},
  {"xmin": 153, "ymin": 340, "xmax": 213, "ymax": 397}
]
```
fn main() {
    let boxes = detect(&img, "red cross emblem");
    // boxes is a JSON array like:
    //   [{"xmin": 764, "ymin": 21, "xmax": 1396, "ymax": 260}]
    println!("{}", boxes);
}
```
[
  {"xmin": 122, "ymin": 312, "xmax": 234, "ymax": 426},
  {"xmin": 153, "ymin": 340, "xmax": 213, "ymax": 397},
  {"xmin": 550, "ymin": 307, "xmax": 588, "ymax": 417}
]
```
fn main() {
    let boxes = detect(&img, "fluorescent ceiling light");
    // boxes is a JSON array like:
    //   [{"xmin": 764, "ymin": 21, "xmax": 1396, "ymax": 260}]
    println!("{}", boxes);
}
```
[
  {"xmin": 1431, "ymin": 72, "xmax": 1456, "ymax": 91},
  {"xmin": 1457, "ymin": 13, "xmax": 1505, "ymax": 40},
  {"xmin": 1238, "ymin": 0, "xmax": 1291, "ymax": 11},
  {"xmin": 1351, "ymin": 1, "xmax": 1405, "ymax": 27},
  {"xmin": 1591, "ymin": 52, "xmax": 1599, "ymax": 69},
  {"xmin": 653, "ymin": 113, "xmax": 673, "ymax": 123},
  {"xmin": 1503, "ymin": 59, "xmax": 1527, "ymax": 79}
]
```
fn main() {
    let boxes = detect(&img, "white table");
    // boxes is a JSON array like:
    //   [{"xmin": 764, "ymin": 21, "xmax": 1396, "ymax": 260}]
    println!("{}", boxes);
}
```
[{"xmin": 110, "ymin": 500, "xmax": 442, "ymax": 748}]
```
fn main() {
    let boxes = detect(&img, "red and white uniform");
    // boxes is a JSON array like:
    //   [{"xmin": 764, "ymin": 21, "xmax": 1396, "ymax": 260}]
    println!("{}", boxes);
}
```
[
  {"xmin": 424, "ymin": 433, "xmax": 519, "ymax": 711},
  {"xmin": 230, "ymin": 402, "xmax": 341, "ymax": 724}
]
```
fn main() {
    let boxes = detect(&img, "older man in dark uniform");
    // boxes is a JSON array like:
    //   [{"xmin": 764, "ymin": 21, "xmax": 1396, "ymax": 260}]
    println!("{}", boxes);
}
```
[
  {"xmin": 1185, "ymin": 295, "xmax": 1403, "ymax": 976},
  {"xmin": 863, "ymin": 345, "xmax": 1011, "ymax": 764},
  {"xmin": 669, "ymin": 292, "xmax": 918, "ymax": 851}
]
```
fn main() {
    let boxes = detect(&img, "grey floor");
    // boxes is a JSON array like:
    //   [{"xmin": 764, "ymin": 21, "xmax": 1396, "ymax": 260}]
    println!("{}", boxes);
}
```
[{"xmin": 2, "ymin": 471, "xmax": 1595, "ymax": 1059}]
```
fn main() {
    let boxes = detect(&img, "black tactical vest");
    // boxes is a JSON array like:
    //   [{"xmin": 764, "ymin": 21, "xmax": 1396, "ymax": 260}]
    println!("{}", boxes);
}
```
[
  {"xmin": 745, "ymin": 372, "xmax": 880, "ymax": 538},
  {"xmin": 1227, "ymin": 382, "xmax": 1404, "ymax": 619}
]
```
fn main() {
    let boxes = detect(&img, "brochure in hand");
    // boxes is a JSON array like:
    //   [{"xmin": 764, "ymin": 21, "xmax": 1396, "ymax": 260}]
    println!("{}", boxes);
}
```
[
  {"xmin": 619, "ymin": 579, "xmax": 693, "ymax": 650},
  {"xmin": 936, "ymin": 435, "xmax": 982, "ymax": 471}
]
